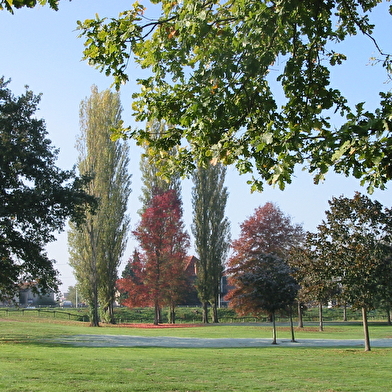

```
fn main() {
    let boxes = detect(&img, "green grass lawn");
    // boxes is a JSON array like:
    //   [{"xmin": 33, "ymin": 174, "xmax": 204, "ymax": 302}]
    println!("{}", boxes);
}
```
[{"xmin": 1, "ymin": 316, "xmax": 392, "ymax": 391}]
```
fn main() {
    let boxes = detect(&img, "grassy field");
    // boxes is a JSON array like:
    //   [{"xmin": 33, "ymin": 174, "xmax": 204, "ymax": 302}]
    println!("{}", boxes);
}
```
[{"xmin": 1, "ymin": 316, "xmax": 392, "ymax": 391}]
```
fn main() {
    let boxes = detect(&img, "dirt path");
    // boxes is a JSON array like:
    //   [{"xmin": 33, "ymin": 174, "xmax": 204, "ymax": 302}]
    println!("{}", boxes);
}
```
[{"xmin": 49, "ymin": 335, "xmax": 392, "ymax": 348}]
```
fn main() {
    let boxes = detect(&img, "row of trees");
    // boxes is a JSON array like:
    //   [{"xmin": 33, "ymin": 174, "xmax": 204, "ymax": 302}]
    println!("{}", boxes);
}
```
[
  {"xmin": 289, "ymin": 193, "xmax": 392, "ymax": 351},
  {"xmin": 117, "ymin": 121, "xmax": 231, "ymax": 325},
  {"xmin": 64, "ymin": 92, "xmax": 230, "ymax": 327},
  {"xmin": 1, "ymin": 75, "xmax": 391, "ymax": 353},
  {"xmin": 227, "ymin": 196, "xmax": 392, "ymax": 351}
]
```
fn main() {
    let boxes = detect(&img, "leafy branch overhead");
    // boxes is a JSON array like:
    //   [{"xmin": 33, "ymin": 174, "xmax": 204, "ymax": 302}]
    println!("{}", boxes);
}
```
[
  {"xmin": 78, "ymin": 0, "xmax": 392, "ymax": 192},
  {"xmin": 0, "ymin": 0, "xmax": 60, "ymax": 13}
]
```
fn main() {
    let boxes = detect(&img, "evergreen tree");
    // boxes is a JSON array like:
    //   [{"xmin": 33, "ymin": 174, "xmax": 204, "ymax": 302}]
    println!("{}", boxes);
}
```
[
  {"xmin": 68, "ymin": 86, "xmax": 131, "ymax": 326},
  {"xmin": 191, "ymin": 162, "xmax": 230, "ymax": 323}
]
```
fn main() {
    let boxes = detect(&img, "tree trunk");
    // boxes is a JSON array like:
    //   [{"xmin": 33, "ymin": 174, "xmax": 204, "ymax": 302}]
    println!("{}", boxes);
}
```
[
  {"xmin": 319, "ymin": 302, "xmax": 323, "ymax": 332},
  {"xmin": 89, "ymin": 288, "xmax": 100, "ymax": 327},
  {"xmin": 272, "ymin": 311, "xmax": 277, "ymax": 344},
  {"xmin": 297, "ymin": 302, "xmax": 304, "ymax": 328},
  {"xmin": 289, "ymin": 306, "xmax": 296, "ymax": 342},
  {"xmin": 154, "ymin": 300, "xmax": 160, "ymax": 325},
  {"xmin": 343, "ymin": 303, "xmax": 347, "ymax": 322},
  {"xmin": 386, "ymin": 306, "xmax": 391, "ymax": 325},
  {"xmin": 168, "ymin": 304, "xmax": 176, "ymax": 324},
  {"xmin": 101, "ymin": 302, "xmax": 115, "ymax": 324},
  {"xmin": 202, "ymin": 301, "xmax": 209, "ymax": 323},
  {"xmin": 362, "ymin": 306, "xmax": 371, "ymax": 351},
  {"xmin": 211, "ymin": 298, "xmax": 219, "ymax": 323}
]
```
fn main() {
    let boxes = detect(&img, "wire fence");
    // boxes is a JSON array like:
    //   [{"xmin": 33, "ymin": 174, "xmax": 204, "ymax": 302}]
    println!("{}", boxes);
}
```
[{"xmin": 0, "ymin": 308, "xmax": 88, "ymax": 322}]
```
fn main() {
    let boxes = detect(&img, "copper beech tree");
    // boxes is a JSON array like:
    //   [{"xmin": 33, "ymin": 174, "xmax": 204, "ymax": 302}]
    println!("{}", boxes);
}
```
[
  {"xmin": 118, "ymin": 190, "xmax": 190, "ymax": 325},
  {"xmin": 226, "ymin": 202, "xmax": 303, "ymax": 343}
]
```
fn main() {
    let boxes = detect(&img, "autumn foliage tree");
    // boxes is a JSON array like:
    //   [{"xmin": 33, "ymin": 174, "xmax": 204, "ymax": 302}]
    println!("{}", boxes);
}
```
[
  {"xmin": 226, "ymin": 253, "xmax": 298, "ymax": 344},
  {"xmin": 226, "ymin": 203, "xmax": 303, "ymax": 341},
  {"xmin": 125, "ymin": 190, "xmax": 190, "ymax": 325},
  {"xmin": 117, "ymin": 250, "xmax": 149, "ymax": 308},
  {"xmin": 229, "ymin": 202, "xmax": 304, "ymax": 262}
]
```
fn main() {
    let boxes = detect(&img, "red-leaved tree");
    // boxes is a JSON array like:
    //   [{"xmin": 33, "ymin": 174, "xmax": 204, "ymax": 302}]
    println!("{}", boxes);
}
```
[
  {"xmin": 117, "ymin": 250, "xmax": 151, "ymax": 308},
  {"xmin": 228, "ymin": 202, "xmax": 304, "ymax": 271},
  {"xmin": 226, "ymin": 203, "xmax": 303, "ymax": 341},
  {"xmin": 119, "ymin": 190, "xmax": 190, "ymax": 324}
]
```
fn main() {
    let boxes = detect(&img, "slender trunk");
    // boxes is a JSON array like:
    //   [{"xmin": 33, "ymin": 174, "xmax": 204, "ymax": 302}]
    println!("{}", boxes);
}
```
[
  {"xmin": 202, "ymin": 301, "xmax": 209, "ymax": 323},
  {"xmin": 154, "ymin": 300, "xmax": 160, "ymax": 325},
  {"xmin": 108, "ymin": 302, "xmax": 115, "ymax": 324},
  {"xmin": 319, "ymin": 302, "xmax": 323, "ymax": 332},
  {"xmin": 211, "ymin": 298, "xmax": 219, "ymax": 323},
  {"xmin": 386, "ymin": 306, "xmax": 391, "ymax": 326},
  {"xmin": 169, "ymin": 304, "xmax": 176, "ymax": 324},
  {"xmin": 297, "ymin": 301, "xmax": 303, "ymax": 328},
  {"xmin": 89, "ymin": 287, "xmax": 100, "ymax": 327},
  {"xmin": 343, "ymin": 303, "xmax": 347, "ymax": 322},
  {"xmin": 289, "ymin": 306, "xmax": 296, "ymax": 342},
  {"xmin": 272, "ymin": 311, "xmax": 277, "ymax": 344},
  {"xmin": 362, "ymin": 307, "xmax": 371, "ymax": 352}
]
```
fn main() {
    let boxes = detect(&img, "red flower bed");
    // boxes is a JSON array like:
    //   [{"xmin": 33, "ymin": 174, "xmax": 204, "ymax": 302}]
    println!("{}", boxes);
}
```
[{"xmin": 118, "ymin": 323, "xmax": 205, "ymax": 329}]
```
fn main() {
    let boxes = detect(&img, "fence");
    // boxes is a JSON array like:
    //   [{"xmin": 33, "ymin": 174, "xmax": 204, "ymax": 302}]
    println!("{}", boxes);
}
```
[{"xmin": 0, "ymin": 308, "xmax": 88, "ymax": 322}]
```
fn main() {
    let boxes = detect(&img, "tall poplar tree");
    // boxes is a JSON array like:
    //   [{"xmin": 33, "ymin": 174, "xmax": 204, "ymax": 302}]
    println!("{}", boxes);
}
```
[
  {"xmin": 68, "ymin": 86, "xmax": 131, "ymax": 326},
  {"xmin": 139, "ymin": 119, "xmax": 181, "ymax": 213},
  {"xmin": 191, "ymin": 163, "xmax": 230, "ymax": 323}
]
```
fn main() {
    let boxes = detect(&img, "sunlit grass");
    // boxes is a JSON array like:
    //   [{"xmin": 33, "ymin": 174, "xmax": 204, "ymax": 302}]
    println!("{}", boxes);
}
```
[{"xmin": 1, "ymin": 317, "xmax": 392, "ymax": 391}]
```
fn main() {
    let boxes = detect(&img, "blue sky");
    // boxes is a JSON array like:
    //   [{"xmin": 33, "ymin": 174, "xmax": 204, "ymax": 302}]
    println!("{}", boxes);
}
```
[{"xmin": 1, "ymin": 1, "xmax": 392, "ymax": 293}]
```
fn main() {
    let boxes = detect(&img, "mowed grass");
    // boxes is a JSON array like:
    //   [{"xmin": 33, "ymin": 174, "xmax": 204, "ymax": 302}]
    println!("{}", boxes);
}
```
[{"xmin": 1, "ymin": 317, "xmax": 392, "ymax": 391}]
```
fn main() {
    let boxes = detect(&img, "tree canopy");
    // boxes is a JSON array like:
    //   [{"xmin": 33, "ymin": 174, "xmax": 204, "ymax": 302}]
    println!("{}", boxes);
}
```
[
  {"xmin": 228, "ymin": 202, "xmax": 304, "ymax": 267},
  {"xmin": 132, "ymin": 189, "xmax": 190, "ymax": 324},
  {"xmin": 68, "ymin": 86, "xmax": 131, "ymax": 326},
  {"xmin": 0, "ymin": 0, "xmax": 60, "ymax": 13},
  {"xmin": 0, "ymin": 78, "xmax": 95, "ymax": 301},
  {"xmin": 79, "ymin": 0, "xmax": 392, "ymax": 192},
  {"xmin": 191, "ymin": 162, "xmax": 230, "ymax": 323},
  {"xmin": 310, "ymin": 192, "xmax": 392, "ymax": 350}
]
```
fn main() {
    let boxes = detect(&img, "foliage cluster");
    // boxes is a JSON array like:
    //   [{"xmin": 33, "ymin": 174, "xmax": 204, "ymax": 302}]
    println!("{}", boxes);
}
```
[
  {"xmin": 78, "ymin": 0, "xmax": 392, "ymax": 192},
  {"xmin": 118, "ymin": 189, "xmax": 190, "ymax": 325},
  {"xmin": 289, "ymin": 192, "xmax": 392, "ymax": 350},
  {"xmin": 0, "ymin": 78, "xmax": 95, "ymax": 301},
  {"xmin": 0, "ymin": 0, "xmax": 59, "ymax": 13},
  {"xmin": 68, "ymin": 87, "xmax": 131, "ymax": 326}
]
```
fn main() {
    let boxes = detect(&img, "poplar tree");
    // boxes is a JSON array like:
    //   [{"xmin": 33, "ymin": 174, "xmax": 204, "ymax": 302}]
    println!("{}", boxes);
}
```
[
  {"xmin": 68, "ymin": 86, "xmax": 131, "ymax": 326},
  {"xmin": 138, "ymin": 119, "xmax": 181, "ymax": 213},
  {"xmin": 191, "ymin": 163, "xmax": 230, "ymax": 323}
]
